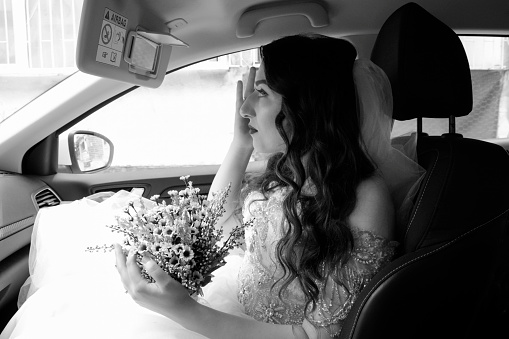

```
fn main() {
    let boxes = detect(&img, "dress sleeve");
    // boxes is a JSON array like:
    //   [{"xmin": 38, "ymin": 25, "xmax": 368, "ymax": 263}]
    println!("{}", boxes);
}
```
[{"xmin": 305, "ymin": 230, "xmax": 398, "ymax": 336}]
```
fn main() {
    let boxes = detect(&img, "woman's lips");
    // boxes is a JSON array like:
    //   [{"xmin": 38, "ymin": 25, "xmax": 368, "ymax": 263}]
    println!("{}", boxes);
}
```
[{"xmin": 248, "ymin": 125, "xmax": 258, "ymax": 134}]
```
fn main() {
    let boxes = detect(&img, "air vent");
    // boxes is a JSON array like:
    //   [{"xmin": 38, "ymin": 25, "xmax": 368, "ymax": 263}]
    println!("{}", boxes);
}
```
[{"xmin": 34, "ymin": 188, "xmax": 61, "ymax": 209}]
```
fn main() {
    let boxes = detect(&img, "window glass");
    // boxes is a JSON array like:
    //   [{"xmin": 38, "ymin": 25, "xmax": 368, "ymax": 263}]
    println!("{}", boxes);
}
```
[
  {"xmin": 0, "ymin": 0, "xmax": 82, "ymax": 124},
  {"xmin": 58, "ymin": 50, "xmax": 260, "ymax": 171},
  {"xmin": 392, "ymin": 36, "xmax": 509, "ymax": 139}
]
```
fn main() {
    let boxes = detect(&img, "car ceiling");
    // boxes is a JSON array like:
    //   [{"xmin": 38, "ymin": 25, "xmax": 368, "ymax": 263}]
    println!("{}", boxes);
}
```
[{"xmin": 151, "ymin": 0, "xmax": 509, "ymax": 72}]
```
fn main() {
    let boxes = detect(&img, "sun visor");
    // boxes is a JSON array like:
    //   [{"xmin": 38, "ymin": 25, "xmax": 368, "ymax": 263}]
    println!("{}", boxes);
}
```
[{"xmin": 76, "ymin": 0, "xmax": 188, "ymax": 88}]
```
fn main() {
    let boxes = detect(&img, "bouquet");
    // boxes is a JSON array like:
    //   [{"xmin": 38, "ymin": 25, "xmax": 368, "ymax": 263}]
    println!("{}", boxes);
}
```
[{"xmin": 87, "ymin": 175, "xmax": 247, "ymax": 296}]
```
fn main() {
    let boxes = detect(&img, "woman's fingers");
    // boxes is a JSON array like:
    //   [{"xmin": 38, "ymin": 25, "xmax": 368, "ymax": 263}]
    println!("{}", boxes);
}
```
[
  {"xmin": 236, "ymin": 80, "xmax": 244, "ymax": 113},
  {"xmin": 141, "ymin": 257, "xmax": 191, "ymax": 306},
  {"xmin": 115, "ymin": 244, "xmax": 147, "ymax": 292},
  {"xmin": 234, "ymin": 69, "xmax": 255, "ymax": 147},
  {"xmin": 116, "ymin": 245, "xmax": 168, "ymax": 286},
  {"xmin": 114, "ymin": 244, "xmax": 130, "ymax": 288},
  {"xmin": 236, "ymin": 67, "xmax": 256, "ymax": 111},
  {"xmin": 126, "ymin": 249, "xmax": 146, "ymax": 287},
  {"xmin": 115, "ymin": 247, "xmax": 192, "ymax": 313},
  {"xmin": 142, "ymin": 255, "xmax": 171, "ymax": 287},
  {"xmin": 244, "ymin": 67, "xmax": 256, "ymax": 99},
  {"xmin": 114, "ymin": 244, "xmax": 126, "ymax": 270}
]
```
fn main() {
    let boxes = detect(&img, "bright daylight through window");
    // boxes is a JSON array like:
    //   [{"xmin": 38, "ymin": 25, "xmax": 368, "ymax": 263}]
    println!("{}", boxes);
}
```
[
  {"xmin": 57, "ymin": 49, "xmax": 261, "ymax": 170},
  {"xmin": 392, "ymin": 36, "xmax": 509, "ymax": 139},
  {"xmin": 0, "ymin": 0, "xmax": 82, "ymax": 123}
]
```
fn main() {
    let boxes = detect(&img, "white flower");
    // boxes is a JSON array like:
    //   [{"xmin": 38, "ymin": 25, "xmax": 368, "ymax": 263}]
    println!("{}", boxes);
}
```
[
  {"xmin": 137, "ymin": 242, "xmax": 148, "ymax": 253},
  {"xmin": 173, "ymin": 243, "xmax": 185, "ymax": 254},
  {"xmin": 180, "ymin": 245, "xmax": 194, "ymax": 261},
  {"xmin": 169, "ymin": 255, "xmax": 180, "ymax": 266},
  {"xmin": 162, "ymin": 227, "xmax": 173, "ymax": 237},
  {"xmin": 151, "ymin": 243, "xmax": 162, "ymax": 253}
]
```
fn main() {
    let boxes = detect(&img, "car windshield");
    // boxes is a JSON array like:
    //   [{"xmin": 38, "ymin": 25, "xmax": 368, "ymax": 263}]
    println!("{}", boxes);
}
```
[{"xmin": 0, "ymin": 0, "xmax": 82, "ymax": 124}]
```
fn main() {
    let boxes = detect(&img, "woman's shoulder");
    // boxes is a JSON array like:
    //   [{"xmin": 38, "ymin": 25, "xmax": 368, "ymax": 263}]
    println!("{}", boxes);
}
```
[
  {"xmin": 348, "ymin": 175, "xmax": 395, "ymax": 240},
  {"xmin": 356, "ymin": 175, "xmax": 390, "ymax": 203}
]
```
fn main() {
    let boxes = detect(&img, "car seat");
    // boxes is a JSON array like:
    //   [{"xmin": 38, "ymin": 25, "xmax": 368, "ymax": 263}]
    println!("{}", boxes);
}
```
[{"xmin": 339, "ymin": 3, "xmax": 509, "ymax": 338}]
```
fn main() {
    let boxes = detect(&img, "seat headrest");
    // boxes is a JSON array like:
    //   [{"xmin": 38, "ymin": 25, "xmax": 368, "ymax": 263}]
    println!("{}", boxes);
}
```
[{"xmin": 371, "ymin": 2, "xmax": 473, "ymax": 121}]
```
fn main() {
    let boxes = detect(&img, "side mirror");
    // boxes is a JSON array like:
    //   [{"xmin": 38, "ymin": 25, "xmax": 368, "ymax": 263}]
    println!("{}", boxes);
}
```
[{"xmin": 68, "ymin": 130, "xmax": 114, "ymax": 173}]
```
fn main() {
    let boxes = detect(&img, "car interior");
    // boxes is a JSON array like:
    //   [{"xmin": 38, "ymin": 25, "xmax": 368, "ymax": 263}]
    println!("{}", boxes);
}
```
[{"xmin": 0, "ymin": 0, "xmax": 508, "ymax": 337}]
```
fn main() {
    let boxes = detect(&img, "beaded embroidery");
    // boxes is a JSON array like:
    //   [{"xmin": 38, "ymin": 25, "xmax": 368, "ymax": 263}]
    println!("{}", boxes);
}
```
[{"xmin": 237, "ymin": 186, "xmax": 398, "ymax": 331}]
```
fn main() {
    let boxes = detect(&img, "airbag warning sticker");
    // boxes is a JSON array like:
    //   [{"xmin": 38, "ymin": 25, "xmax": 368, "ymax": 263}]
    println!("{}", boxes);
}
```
[{"xmin": 96, "ymin": 8, "xmax": 128, "ymax": 67}]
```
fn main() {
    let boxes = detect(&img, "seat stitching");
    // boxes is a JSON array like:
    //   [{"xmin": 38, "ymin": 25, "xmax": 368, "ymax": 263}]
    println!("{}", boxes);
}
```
[
  {"xmin": 346, "ymin": 206, "xmax": 509, "ymax": 339},
  {"xmin": 404, "ymin": 150, "xmax": 439, "ymax": 242}
]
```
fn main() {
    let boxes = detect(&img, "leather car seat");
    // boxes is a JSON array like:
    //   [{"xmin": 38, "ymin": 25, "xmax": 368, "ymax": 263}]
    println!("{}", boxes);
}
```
[{"xmin": 339, "ymin": 3, "xmax": 509, "ymax": 338}]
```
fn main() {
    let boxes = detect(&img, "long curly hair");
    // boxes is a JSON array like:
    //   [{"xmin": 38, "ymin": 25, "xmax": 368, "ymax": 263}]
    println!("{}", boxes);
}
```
[{"xmin": 244, "ymin": 34, "xmax": 377, "ymax": 314}]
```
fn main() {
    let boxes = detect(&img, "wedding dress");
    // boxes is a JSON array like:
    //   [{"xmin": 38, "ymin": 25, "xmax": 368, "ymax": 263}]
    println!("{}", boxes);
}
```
[
  {"xmin": 238, "ymin": 186, "xmax": 398, "ymax": 328},
  {"xmin": 0, "ymin": 59, "xmax": 423, "ymax": 339}
]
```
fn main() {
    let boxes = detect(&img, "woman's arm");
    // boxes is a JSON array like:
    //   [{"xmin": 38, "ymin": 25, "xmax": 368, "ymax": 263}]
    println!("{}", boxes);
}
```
[
  {"xmin": 208, "ymin": 67, "xmax": 256, "ymax": 228},
  {"xmin": 347, "ymin": 175, "xmax": 395, "ymax": 238},
  {"xmin": 115, "ymin": 245, "xmax": 310, "ymax": 339}
]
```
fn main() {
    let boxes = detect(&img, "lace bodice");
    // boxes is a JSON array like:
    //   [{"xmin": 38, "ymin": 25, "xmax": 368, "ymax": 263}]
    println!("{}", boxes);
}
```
[{"xmin": 237, "ymin": 186, "xmax": 398, "ymax": 329}]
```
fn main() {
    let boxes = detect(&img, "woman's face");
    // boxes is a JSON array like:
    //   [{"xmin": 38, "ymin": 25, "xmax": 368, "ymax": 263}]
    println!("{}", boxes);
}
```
[{"xmin": 240, "ymin": 63, "xmax": 285, "ymax": 154}]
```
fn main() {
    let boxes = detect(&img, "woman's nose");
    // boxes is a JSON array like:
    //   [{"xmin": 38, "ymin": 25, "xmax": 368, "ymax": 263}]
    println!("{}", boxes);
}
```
[{"xmin": 239, "ymin": 92, "xmax": 256, "ymax": 118}]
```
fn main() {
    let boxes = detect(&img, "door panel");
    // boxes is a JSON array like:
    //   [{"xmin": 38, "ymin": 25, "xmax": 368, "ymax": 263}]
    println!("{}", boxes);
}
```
[{"xmin": 41, "ymin": 165, "xmax": 220, "ymax": 201}]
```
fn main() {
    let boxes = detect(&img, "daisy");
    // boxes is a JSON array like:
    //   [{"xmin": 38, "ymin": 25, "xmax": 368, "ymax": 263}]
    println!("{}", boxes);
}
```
[
  {"xmin": 162, "ymin": 226, "xmax": 173, "ymax": 237},
  {"xmin": 151, "ymin": 243, "xmax": 162, "ymax": 253},
  {"xmin": 173, "ymin": 243, "xmax": 185, "ymax": 254},
  {"xmin": 169, "ymin": 255, "xmax": 180, "ymax": 266},
  {"xmin": 180, "ymin": 245, "xmax": 194, "ymax": 261},
  {"xmin": 137, "ymin": 242, "xmax": 148, "ymax": 253}
]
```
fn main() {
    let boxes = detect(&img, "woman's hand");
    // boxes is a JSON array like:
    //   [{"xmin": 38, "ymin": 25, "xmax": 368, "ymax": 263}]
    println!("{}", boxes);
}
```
[
  {"xmin": 115, "ymin": 244, "xmax": 299, "ymax": 339},
  {"xmin": 114, "ymin": 244, "xmax": 195, "ymax": 318},
  {"xmin": 233, "ymin": 67, "xmax": 256, "ymax": 148},
  {"xmin": 207, "ymin": 67, "xmax": 257, "ymax": 221}
]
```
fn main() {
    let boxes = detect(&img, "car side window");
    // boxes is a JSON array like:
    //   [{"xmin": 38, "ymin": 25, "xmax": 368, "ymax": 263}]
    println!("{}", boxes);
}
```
[
  {"xmin": 58, "ymin": 50, "xmax": 260, "ymax": 171},
  {"xmin": 392, "ymin": 36, "xmax": 509, "ymax": 139}
]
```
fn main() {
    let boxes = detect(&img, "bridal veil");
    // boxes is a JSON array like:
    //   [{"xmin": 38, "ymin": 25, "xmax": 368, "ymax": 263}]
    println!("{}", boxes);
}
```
[{"xmin": 354, "ymin": 58, "xmax": 425, "ymax": 229}]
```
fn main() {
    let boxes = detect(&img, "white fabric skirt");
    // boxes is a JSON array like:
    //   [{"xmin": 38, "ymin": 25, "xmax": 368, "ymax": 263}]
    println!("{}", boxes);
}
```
[{"xmin": 1, "ymin": 191, "xmax": 249, "ymax": 339}]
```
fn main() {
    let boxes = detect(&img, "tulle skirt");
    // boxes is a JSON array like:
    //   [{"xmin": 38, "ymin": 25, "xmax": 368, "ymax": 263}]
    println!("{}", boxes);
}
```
[{"xmin": 0, "ymin": 191, "xmax": 249, "ymax": 339}]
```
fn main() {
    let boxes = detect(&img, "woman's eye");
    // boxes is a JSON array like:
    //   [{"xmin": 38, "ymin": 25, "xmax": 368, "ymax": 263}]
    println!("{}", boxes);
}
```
[{"xmin": 256, "ymin": 88, "xmax": 268, "ymax": 97}]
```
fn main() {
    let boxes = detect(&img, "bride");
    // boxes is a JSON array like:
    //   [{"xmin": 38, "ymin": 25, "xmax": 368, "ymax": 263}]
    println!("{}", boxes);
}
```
[{"xmin": 1, "ymin": 34, "xmax": 423, "ymax": 339}]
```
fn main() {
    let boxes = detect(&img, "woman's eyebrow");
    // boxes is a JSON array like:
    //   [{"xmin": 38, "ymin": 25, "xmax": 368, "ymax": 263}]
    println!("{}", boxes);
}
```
[{"xmin": 255, "ymin": 79, "xmax": 267, "ymax": 86}]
